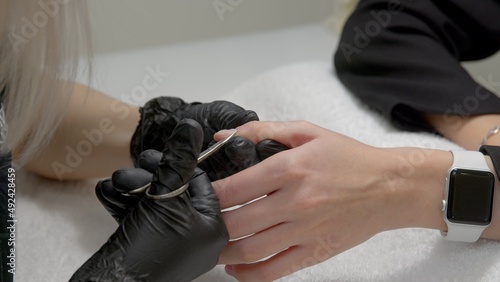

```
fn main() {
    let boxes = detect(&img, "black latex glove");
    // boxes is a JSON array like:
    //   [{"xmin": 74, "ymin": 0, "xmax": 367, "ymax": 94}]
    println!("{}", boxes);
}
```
[
  {"xmin": 95, "ymin": 149, "xmax": 161, "ymax": 224},
  {"xmin": 98, "ymin": 141, "xmax": 288, "ymax": 224},
  {"xmin": 71, "ymin": 119, "xmax": 229, "ymax": 282},
  {"xmin": 130, "ymin": 97, "xmax": 288, "ymax": 180}
]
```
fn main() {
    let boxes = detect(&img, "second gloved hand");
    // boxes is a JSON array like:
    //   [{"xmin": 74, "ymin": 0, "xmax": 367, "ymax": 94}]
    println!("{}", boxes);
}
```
[
  {"xmin": 130, "ymin": 97, "xmax": 288, "ymax": 180},
  {"xmin": 71, "ymin": 119, "xmax": 229, "ymax": 281}
]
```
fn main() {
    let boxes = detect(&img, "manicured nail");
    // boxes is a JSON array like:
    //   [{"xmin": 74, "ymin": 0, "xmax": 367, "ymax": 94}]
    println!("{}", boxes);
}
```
[{"xmin": 214, "ymin": 129, "xmax": 236, "ymax": 141}]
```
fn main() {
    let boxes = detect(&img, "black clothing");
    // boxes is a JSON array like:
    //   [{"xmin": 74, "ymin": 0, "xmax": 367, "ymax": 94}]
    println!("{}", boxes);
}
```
[
  {"xmin": 0, "ymin": 154, "xmax": 13, "ymax": 282},
  {"xmin": 480, "ymin": 145, "xmax": 500, "ymax": 179},
  {"xmin": 0, "ymin": 83, "xmax": 13, "ymax": 282},
  {"xmin": 0, "ymin": 85, "xmax": 15, "ymax": 282},
  {"xmin": 334, "ymin": 0, "xmax": 500, "ymax": 132}
]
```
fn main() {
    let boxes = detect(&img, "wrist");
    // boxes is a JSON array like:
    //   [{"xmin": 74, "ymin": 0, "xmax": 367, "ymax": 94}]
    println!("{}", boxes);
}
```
[
  {"xmin": 483, "ymin": 128, "xmax": 500, "ymax": 147},
  {"xmin": 379, "ymin": 147, "xmax": 452, "ymax": 232}
]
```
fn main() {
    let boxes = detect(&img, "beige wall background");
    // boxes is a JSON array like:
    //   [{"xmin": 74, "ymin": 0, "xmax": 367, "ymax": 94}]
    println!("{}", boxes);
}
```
[
  {"xmin": 87, "ymin": 0, "xmax": 336, "ymax": 54},
  {"xmin": 87, "ymin": 0, "xmax": 498, "ymax": 90}
]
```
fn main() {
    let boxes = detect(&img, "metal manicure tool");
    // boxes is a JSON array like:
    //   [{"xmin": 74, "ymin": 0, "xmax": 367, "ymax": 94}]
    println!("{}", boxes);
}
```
[{"xmin": 126, "ymin": 129, "xmax": 238, "ymax": 199}]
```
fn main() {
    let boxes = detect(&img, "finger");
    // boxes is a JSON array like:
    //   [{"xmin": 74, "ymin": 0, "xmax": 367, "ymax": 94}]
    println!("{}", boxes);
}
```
[
  {"xmin": 210, "ymin": 101, "xmax": 259, "ymax": 130},
  {"xmin": 215, "ymin": 120, "xmax": 319, "ymax": 148},
  {"xmin": 212, "ymin": 154, "xmax": 284, "ymax": 209},
  {"xmin": 95, "ymin": 179, "xmax": 139, "ymax": 223},
  {"xmin": 197, "ymin": 136, "xmax": 258, "ymax": 182},
  {"xmin": 137, "ymin": 149, "xmax": 162, "ymax": 173},
  {"xmin": 219, "ymin": 222, "xmax": 300, "ymax": 265},
  {"xmin": 222, "ymin": 193, "xmax": 287, "ymax": 240},
  {"xmin": 151, "ymin": 119, "xmax": 203, "ymax": 195},
  {"xmin": 188, "ymin": 168, "xmax": 223, "ymax": 218},
  {"xmin": 226, "ymin": 246, "xmax": 316, "ymax": 282},
  {"xmin": 229, "ymin": 110, "xmax": 259, "ymax": 127},
  {"xmin": 224, "ymin": 136, "xmax": 260, "ymax": 169},
  {"xmin": 255, "ymin": 139, "xmax": 289, "ymax": 160},
  {"xmin": 197, "ymin": 150, "xmax": 231, "ymax": 181},
  {"xmin": 111, "ymin": 168, "xmax": 153, "ymax": 194}
]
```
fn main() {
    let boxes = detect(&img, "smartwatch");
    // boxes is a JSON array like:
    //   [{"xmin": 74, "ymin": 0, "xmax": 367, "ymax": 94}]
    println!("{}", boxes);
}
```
[{"xmin": 441, "ymin": 150, "xmax": 495, "ymax": 242}]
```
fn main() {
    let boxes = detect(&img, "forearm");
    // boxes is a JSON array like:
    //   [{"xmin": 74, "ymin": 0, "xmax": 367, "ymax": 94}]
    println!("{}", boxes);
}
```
[
  {"xmin": 425, "ymin": 114, "xmax": 500, "ymax": 150},
  {"xmin": 20, "ymin": 83, "xmax": 140, "ymax": 180}
]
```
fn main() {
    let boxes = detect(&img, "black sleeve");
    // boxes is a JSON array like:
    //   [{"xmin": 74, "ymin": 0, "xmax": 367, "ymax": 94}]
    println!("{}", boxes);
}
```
[
  {"xmin": 334, "ymin": 0, "xmax": 500, "ymax": 131},
  {"xmin": 480, "ymin": 145, "xmax": 500, "ymax": 182}
]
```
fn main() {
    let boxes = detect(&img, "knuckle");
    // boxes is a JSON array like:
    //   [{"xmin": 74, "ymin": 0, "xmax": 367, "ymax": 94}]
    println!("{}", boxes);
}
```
[
  {"xmin": 276, "ymin": 154, "xmax": 306, "ymax": 182},
  {"xmin": 295, "ymin": 120, "xmax": 311, "ymax": 127},
  {"xmin": 213, "ymin": 179, "xmax": 231, "ymax": 204},
  {"xmin": 295, "ymin": 193, "xmax": 323, "ymax": 214},
  {"xmin": 246, "ymin": 120, "xmax": 260, "ymax": 130}
]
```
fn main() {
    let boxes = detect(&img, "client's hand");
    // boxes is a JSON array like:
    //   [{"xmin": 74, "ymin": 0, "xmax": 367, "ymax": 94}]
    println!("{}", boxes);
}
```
[
  {"xmin": 70, "ymin": 119, "xmax": 229, "ymax": 282},
  {"xmin": 130, "ymin": 97, "xmax": 287, "ymax": 180},
  {"xmin": 214, "ymin": 120, "xmax": 451, "ymax": 281}
]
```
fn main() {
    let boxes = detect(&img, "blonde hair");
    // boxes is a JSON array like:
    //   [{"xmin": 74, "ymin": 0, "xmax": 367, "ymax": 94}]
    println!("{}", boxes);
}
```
[{"xmin": 0, "ymin": 0, "xmax": 92, "ymax": 164}]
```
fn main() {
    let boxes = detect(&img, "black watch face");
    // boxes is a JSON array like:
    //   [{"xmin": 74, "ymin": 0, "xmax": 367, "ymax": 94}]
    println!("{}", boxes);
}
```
[{"xmin": 447, "ymin": 169, "xmax": 495, "ymax": 225}]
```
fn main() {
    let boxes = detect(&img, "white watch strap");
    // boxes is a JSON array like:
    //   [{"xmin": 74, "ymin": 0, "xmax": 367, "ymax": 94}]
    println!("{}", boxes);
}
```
[
  {"xmin": 442, "ymin": 150, "xmax": 491, "ymax": 242},
  {"xmin": 450, "ymin": 150, "xmax": 490, "ymax": 171},
  {"xmin": 441, "ymin": 225, "xmax": 488, "ymax": 242}
]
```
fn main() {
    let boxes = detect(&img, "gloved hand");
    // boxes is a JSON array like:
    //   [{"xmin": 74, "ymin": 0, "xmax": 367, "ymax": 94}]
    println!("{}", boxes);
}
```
[
  {"xmin": 130, "ymin": 97, "xmax": 288, "ymax": 180},
  {"xmin": 98, "ymin": 140, "xmax": 288, "ymax": 224},
  {"xmin": 70, "ymin": 119, "xmax": 229, "ymax": 282},
  {"xmin": 95, "ymin": 149, "xmax": 161, "ymax": 224}
]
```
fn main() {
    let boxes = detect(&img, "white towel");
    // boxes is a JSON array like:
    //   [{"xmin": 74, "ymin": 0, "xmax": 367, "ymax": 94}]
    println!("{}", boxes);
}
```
[{"xmin": 17, "ymin": 62, "xmax": 500, "ymax": 282}]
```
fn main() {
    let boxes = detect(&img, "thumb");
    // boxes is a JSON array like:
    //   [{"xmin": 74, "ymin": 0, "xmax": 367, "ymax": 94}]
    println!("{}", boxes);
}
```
[
  {"xmin": 150, "ymin": 119, "xmax": 203, "ymax": 195},
  {"xmin": 188, "ymin": 168, "xmax": 223, "ymax": 218}
]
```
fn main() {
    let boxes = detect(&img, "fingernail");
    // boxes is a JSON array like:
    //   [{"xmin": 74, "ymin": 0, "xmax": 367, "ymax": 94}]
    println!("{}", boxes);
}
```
[
  {"xmin": 225, "ymin": 265, "xmax": 234, "ymax": 276},
  {"xmin": 214, "ymin": 129, "xmax": 236, "ymax": 141}
]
